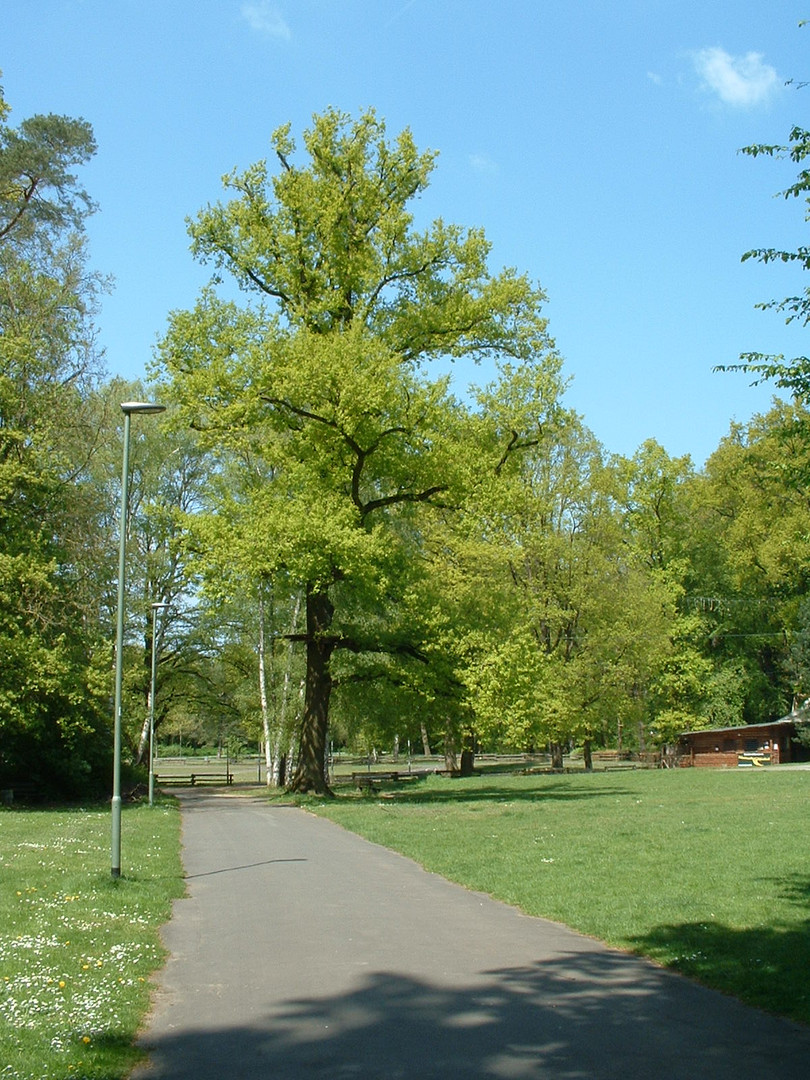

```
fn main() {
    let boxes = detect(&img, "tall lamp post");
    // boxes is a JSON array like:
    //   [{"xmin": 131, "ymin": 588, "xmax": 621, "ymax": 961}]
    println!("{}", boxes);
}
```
[
  {"xmin": 112, "ymin": 401, "xmax": 165, "ymax": 879},
  {"xmin": 148, "ymin": 602, "xmax": 169, "ymax": 806}
]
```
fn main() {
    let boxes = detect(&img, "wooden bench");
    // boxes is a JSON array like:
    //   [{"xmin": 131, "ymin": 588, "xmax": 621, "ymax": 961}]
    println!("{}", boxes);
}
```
[
  {"xmin": 157, "ymin": 772, "xmax": 234, "ymax": 787},
  {"xmin": 350, "ymin": 771, "xmax": 419, "ymax": 790},
  {"xmin": 1, "ymin": 780, "xmax": 42, "ymax": 805},
  {"xmin": 191, "ymin": 772, "xmax": 234, "ymax": 785}
]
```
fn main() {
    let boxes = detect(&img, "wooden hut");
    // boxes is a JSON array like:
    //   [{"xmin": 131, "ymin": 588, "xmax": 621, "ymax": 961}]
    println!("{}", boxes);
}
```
[{"xmin": 678, "ymin": 718, "xmax": 808, "ymax": 767}]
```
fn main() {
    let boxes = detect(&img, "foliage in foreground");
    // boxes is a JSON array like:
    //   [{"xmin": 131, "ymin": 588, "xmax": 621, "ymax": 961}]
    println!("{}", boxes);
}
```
[
  {"xmin": 311, "ymin": 768, "xmax": 810, "ymax": 1025},
  {"xmin": 0, "ymin": 78, "xmax": 114, "ymax": 798},
  {"xmin": 0, "ymin": 800, "xmax": 184, "ymax": 1080}
]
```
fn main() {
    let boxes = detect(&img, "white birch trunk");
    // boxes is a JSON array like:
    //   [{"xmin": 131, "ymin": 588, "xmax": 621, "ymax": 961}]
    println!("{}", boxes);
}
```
[
  {"xmin": 136, "ymin": 707, "xmax": 151, "ymax": 764},
  {"xmin": 271, "ymin": 592, "xmax": 303, "ymax": 786},
  {"xmin": 257, "ymin": 589, "xmax": 274, "ymax": 785}
]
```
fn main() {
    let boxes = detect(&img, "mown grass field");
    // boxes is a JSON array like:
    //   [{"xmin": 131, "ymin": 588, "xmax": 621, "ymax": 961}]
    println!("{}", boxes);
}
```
[
  {"xmin": 310, "ymin": 766, "xmax": 810, "ymax": 1025},
  {"xmin": 2, "ymin": 766, "xmax": 808, "ymax": 1080},
  {"xmin": 0, "ymin": 800, "xmax": 184, "ymax": 1080}
]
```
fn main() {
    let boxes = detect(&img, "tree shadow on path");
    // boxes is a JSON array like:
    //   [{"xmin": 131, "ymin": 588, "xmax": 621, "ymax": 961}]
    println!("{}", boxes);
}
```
[{"xmin": 135, "ymin": 947, "xmax": 810, "ymax": 1080}]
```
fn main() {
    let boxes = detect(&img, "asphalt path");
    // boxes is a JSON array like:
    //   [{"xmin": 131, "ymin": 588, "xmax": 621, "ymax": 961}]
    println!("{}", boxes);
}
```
[{"xmin": 131, "ymin": 788, "xmax": 810, "ymax": 1079}]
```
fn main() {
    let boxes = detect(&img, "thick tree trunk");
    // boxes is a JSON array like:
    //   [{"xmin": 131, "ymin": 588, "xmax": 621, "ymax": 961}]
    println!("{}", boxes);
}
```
[
  {"xmin": 420, "ymin": 721, "xmax": 432, "ymax": 756},
  {"xmin": 443, "ymin": 730, "xmax": 459, "ymax": 773},
  {"xmin": 288, "ymin": 586, "xmax": 335, "ymax": 796},
  {"xmin": 550, "ymin": 741, "xmax": 564, "ymax": 770},
  {"xmin": 583, "ymin": 737, "xmax": 593, "ymax": 772}
]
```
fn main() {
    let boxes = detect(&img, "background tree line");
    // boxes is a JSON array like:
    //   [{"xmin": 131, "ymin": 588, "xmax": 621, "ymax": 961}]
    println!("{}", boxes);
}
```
[{"xmin": 3, "ymin": 83, "xmax": 809, "ymax": 797}]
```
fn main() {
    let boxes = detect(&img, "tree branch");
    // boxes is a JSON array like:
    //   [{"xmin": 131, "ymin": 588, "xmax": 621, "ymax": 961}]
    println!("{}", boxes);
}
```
[
  {"xmin": 360, "ymin": 484, "xmax": 448, "ymax": 519},
  {"xmin": 495, "ymin": 429, "xmax": 541, "ymax": 474}
]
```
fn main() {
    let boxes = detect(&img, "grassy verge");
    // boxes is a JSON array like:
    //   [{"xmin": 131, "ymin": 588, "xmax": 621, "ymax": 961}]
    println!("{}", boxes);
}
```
[
  {"xmin": 0, "ymin": 798, "xmax": 184, "ymax": 1080},
  {"xmin": 310, "ymin": 767, "xmax": 810, "ymax": 1025}
]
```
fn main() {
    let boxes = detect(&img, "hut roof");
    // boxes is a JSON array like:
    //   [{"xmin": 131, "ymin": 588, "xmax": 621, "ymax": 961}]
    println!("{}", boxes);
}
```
[{"xmin": 679, "ymin": 718, "xmax": 798, "ymax": 739}]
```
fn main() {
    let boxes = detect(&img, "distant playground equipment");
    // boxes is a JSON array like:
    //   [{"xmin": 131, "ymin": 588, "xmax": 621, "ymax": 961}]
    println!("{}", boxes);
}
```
[{"xmin": 737, "ymin": 752, "xmax": 771, "ymax": 768}]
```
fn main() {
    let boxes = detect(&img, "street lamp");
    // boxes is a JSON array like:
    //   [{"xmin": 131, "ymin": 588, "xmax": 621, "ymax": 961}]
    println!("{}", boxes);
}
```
[
  {"xmin": 112, "ymin": 401, "xmax": 166, "ymax": 879},
  {"xmin": 148, "ymin": 602, "xmax": 169, "ymax": 806}
]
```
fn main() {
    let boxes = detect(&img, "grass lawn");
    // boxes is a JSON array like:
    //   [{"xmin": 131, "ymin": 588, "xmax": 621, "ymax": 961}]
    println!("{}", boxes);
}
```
[
  {"xmin": 3, "ymin": 766, "xmax": 808, "ymax": 1079},
  {"xmin": 0, "ymin": 799, "xmax": 184, "ymax": 1080},
  {"xmin": 310, "ymin": 766, "xmax": 810, "ymax": 1025}
]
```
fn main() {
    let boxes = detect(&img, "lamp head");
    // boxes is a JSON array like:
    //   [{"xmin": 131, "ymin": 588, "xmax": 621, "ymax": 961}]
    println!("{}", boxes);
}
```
[{"xmin": 120, "ymin": 401, "xmax": 166, "ymax": 415}]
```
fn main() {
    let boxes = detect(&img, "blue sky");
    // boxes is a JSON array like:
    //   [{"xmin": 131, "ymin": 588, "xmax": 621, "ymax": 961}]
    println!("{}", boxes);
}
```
[{"xmin": 4, "ymin": 1, "xmax": 809, "ymax": 465}]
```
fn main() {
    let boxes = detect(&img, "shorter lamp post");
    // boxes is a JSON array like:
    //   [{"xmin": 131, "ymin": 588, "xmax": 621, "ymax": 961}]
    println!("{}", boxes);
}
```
[
  {"xmin": 112, "ymin": 401, "xmax": 165, "ymax": 879},
  {"xmin": 149, "ymin": 602, "xmax": 169, "ymax": 806}
]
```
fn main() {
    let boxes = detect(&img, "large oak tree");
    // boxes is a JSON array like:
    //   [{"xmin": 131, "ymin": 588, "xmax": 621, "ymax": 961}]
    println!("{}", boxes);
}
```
[{"xmin": 158, "ymin": 109, "xmax": 563, "ymax": 793}]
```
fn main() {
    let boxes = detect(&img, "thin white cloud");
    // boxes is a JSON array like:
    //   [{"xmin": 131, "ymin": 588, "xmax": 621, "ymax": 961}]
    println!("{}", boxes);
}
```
[
  {"xmin": 241, "ymin": 2, "xmax": 291, "ymax": 40},
  {"xmin": 692, "ymin": 46, "xmax": 779, "ymax": 107},
  {"xmin": 386, "ymin": 0, "xmax": 420, "ymax": 26},
  {"xmin": 469, "ymin": 153, "xmax": 498, "ymax": 177}
]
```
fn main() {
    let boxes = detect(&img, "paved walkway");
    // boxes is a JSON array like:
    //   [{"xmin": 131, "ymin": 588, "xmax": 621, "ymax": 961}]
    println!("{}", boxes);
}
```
[{"xmin": 131, "ymin": 789, "xmax": 810, "ymax": 1079}]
